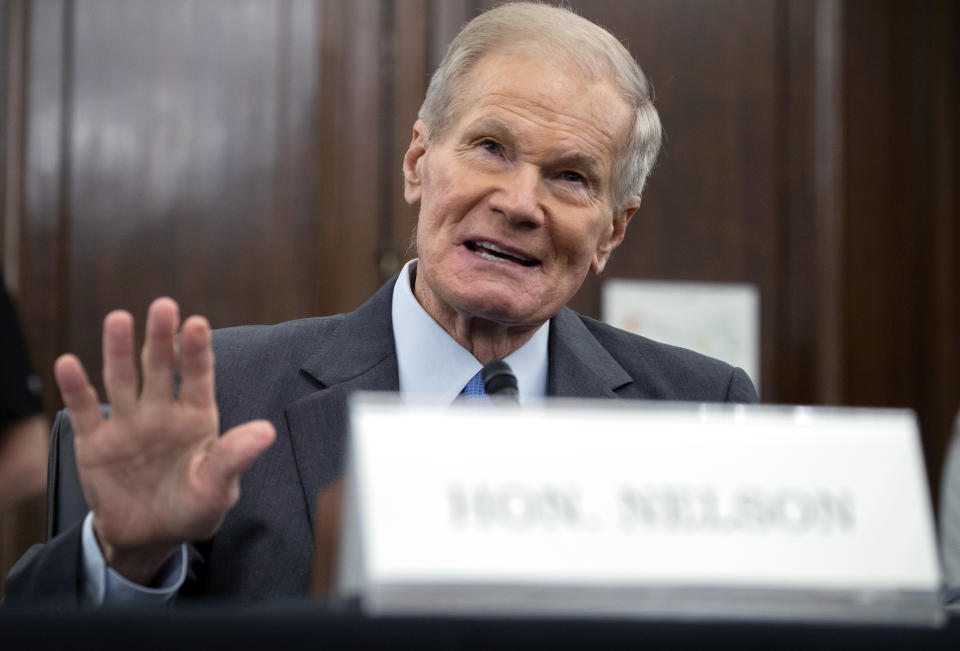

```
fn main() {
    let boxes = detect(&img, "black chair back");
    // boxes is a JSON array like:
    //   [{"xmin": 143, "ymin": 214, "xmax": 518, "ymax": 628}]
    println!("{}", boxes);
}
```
[{"xmin": 45, "ymin": 409, "xmax": 95, "ymax": 539}]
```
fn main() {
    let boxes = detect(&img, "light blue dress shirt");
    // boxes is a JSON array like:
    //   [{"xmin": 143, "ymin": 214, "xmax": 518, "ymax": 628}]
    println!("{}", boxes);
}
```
[
  {"xmin": 392, "ymin": 259, "xmax": 548, "ymax": 404},
  {"xmin": 81, "ymin": 258, "xmax": 549, "ymax": 604}
]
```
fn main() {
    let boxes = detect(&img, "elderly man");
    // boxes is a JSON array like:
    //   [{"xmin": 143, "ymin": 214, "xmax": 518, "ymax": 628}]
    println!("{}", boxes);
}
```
[{"xmin": 6, "ymin": 2, "xmax": 755, "ymax": 605}]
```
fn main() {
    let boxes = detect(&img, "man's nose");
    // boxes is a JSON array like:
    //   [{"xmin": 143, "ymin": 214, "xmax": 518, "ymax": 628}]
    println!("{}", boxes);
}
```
[{"xmin": 489, "ymin": 165, "xmax": 545, "ymax": 227}]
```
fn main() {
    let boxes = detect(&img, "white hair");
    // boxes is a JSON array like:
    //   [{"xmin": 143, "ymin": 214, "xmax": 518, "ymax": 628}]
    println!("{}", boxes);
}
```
[{"xmin": 418, "ymin": 1, "xmax": 662, "ymax": 209}]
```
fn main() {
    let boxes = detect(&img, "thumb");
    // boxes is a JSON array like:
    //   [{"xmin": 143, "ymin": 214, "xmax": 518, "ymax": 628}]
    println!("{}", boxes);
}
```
[{"xmin": 205, "ymin": 420, "xmax": 276, "ymax": 488}]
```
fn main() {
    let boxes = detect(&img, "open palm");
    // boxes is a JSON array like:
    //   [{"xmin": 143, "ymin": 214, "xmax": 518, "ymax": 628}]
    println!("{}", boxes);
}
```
[{"xmin": 54, "ymin": 298, "xmax": 275, "ymax": 584}]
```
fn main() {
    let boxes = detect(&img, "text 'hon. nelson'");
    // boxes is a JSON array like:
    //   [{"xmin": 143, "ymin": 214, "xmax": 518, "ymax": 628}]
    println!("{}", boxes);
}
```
[{"xmin": 447, "ymin": 484, "xmax": 856, "ymax": 536}]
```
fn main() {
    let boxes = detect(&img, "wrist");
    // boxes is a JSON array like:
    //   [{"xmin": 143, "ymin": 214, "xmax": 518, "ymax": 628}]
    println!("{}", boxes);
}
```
[{"xmin": 92, "ymin": 524, "xmax": 179, "ymax": 586}]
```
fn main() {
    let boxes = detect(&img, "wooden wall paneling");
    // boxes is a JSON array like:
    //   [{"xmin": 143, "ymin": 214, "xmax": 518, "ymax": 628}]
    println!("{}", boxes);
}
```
[
  {"xmin": 317, "ymin": 0, "xmax": 384, "ymax": 316},
  {"xmin": 1, "ymin": 0, "xmax": 65, "ymax": 595},
  {"xmin": 842, "ymin": 2, "xmax": 891, "ymax": 412},
  {"xmin": 810, "ymin": 0, "xmax": 845, "ymax": 405},
  {"xmin": 777, "ymin": 0, "xmax": 844, "ymax": 406},
  {"xmin": 0, "ymin": 0, "xmax": 6, "ymax": 268},
  {"xmin": 60, "ymin": 0, "xmax": 325, "ymax": 396},
  {"xmin": 317, "ymin": 0, "xmax": 344, "ymax": 315},
  {"xmin": 563, "ymin": 1, "xmax": 781, "ymax": 400},
  {"xmin": 1, "ymin": 6, "xmax": 14, "ymax": 580},
  {"xmin": 69, "ymin": 0, "xmax": 191, "ymax": 357},
  {"xmin": 893, "ymin": 0, "xmax": 941, "ymax": 439},
  {"xmin": 0, "ymin": 0, "xmax": 19, "ymax": 274},
  {"xmin": 377, "ymin": 0, "xmax": 400, "ymax": 281},
  {"xmin": 927, "ymin": 0, "xmax": 960, "ymax": 482},
  {"xmin": 427, "ymin": 0, "xmax": 474, "ymax": 72},
  {"xmin": 2, "ymin": 0, "xmax": 24, "ymax": 278},
  {"xmin": 578, "ymin": 0, "xmax": 779, "ymax": 280},
  {"xmin": 843, "ymin": 0, "xmax": 923, "ymax": 409},
  {"xmin": 389, "ymin": 0, "xmax": 429, "ymax": 273},
  {"xmin": 914, "ymin": 0, "xmax": 959, "ymax": 489},
  {"xmin": 21, "ymin": 0, "xmax": 68, "ymax": 417},
  {"xmin": 271, "ymin": 0, "xmax": 323, "ymax": 319},
  {"xmin": 777, "ymin": 0, "xmax": 816, "ymax": 405},
  {"xmin": 842, "ymin": 0, "xmax": 959, "ymax": 493}
]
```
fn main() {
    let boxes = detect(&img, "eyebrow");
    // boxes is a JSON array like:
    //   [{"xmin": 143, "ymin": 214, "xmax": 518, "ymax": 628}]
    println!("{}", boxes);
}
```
[
  {"xmin": 464, "ymin": 119, "xmax": 518, "ymax": 144},
  {"xmin": 552, "ymin": 152, "xmax": 603, "ymax": 184}
]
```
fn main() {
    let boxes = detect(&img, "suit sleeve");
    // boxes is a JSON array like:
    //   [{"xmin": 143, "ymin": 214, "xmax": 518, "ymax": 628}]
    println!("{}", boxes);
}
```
[
  {"xmin": 3, "ymin": 524, "xmax": 85, "ymax": 610},
  {"xmin": 724, "ymin": 367, "xmax": 758, "ymax": 403},
  {"xmin": 5, "ymin": 407, "xmax": 193, "ymax": 607},
  {"xmin": 4, "ymin": 406, "xmax": 86, "ymax": 608}
]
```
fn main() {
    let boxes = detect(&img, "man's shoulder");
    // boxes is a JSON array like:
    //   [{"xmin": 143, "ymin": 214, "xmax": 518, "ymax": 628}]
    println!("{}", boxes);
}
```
[
  {"xmin": 573, "ymin": 311, "xmax": 729, "ymax": 371},
  {"xmin": 211, "ymin": 313, "xmax": 346, "ymax": 358},
  {"xmin": 563, "ymin": 310, "xmax": 757, "ymax": 402},
  {"xmin": 210, "ymin": 277, "xmax": 397, "ymax": 363},
  {"xmin": 207, "ymin": 314, "xmax": 349, "ymax": 392}
]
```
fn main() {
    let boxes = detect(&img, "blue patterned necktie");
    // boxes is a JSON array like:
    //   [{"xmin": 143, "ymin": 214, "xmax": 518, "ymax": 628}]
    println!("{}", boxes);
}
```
[{"xmin": 461, "ymin": 370, "xmax": 488, "ymax": 401}]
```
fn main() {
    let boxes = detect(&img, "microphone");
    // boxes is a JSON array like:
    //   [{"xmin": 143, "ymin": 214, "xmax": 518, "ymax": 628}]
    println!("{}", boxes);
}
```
[{"xmin": 482, "ymin": 360, "xmax": 519, "ymax": 403}]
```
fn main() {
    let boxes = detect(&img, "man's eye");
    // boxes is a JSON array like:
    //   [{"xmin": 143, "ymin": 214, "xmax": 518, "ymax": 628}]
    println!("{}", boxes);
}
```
[
  {"xmin": 480, "ymin": 139, "xmax": 501, "ymax": 155},
  {"xmin": 561, "ymin": 170, "xmax": 585, "ymax": 184}
]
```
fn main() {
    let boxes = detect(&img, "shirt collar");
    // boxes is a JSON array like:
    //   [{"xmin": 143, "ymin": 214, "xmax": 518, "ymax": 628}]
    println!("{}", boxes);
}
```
[{"xmin": 391, "ymin": 259, "xmax": 548, "ymax": 403}]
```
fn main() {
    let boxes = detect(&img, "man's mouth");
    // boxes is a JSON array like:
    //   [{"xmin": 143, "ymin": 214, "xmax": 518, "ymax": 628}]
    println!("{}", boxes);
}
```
[{"xmin": 465, "ymin": 241, "xmax": 540, "ymax": 267}]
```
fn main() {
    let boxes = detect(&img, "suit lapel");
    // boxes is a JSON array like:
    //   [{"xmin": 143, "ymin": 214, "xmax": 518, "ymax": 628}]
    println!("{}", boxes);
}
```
[
  {"xmin": 284, "ymin": 286, "xmax": 635, "ymax": 532},
  {"xmin": 284, "ymin": 279, "xmax": 399, "ymax": 532},
  {"xmin": 548, "ymin": 307, "xmax": 633, "ymax": 399}
]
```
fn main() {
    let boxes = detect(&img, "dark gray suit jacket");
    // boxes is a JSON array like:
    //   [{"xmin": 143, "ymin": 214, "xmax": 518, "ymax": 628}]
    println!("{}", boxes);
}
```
[{"xmin": 4, "ymin": 277, "xmax": 755, "ymax": 606}]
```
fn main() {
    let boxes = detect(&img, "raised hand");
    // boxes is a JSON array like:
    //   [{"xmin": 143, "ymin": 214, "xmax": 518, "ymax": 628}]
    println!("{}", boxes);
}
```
[{"xmin": 54, "ymin": 298, "xmax": 275, "ymax": 585}]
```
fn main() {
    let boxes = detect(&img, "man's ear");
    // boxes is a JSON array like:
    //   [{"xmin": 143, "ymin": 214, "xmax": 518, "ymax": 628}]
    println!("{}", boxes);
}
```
[
  {"xmin": 402, "ymin": 119, "xmax": 429, "ymax": 205},
  {"xmin": 591, "ymin": 196, "xmax": 641, "ymax": 274}
]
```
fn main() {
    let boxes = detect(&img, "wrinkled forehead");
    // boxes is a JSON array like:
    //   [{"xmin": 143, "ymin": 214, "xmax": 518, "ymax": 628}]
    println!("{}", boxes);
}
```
[
  {"xmin": 453, "ymin": 53, "xmax": 633, "ymax": 169},
  {"xmin": 446, "ymin": 48, "xmax": 629, "ymax": 135}
]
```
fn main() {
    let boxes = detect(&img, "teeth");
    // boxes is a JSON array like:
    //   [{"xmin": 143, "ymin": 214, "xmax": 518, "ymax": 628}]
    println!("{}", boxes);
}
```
[
  {"xmin": 475, "ymin": 249, "xmax": 505, "ymax": 263},
  {"xmin": 476, "ymin": 241, "xmax": 508, "ymax": 255},
  {"xmin": 474, "ymin": 241, "xmax": 532, "ymax": 263}
]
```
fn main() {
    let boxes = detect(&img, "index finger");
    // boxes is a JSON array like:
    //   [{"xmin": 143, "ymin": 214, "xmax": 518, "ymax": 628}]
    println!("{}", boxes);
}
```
[
  {"xmin": 54, "ymin": 354, "xmax": 104, "ymax": 437},
  {"xmin": 102, "ymin": 310, "xmax": 138, "ymax": 416}
]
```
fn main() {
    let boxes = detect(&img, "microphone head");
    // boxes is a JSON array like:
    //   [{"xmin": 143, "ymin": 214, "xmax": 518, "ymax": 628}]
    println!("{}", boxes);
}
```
[{"xmin": 482, "ymin": 359, "xmax": 519, "ymax": 402}]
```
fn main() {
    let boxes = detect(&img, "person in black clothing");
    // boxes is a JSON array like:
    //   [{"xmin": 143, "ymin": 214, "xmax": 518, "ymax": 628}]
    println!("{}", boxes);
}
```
[{"xmin": 0, "ymin": 274, "xmax": 48, "ymax": 513}]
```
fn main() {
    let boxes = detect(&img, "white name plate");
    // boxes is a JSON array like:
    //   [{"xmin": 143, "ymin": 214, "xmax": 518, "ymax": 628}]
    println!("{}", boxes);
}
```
[{"xmin": 337, "ymin": 396, "xmax": 944, "ymax": 625}]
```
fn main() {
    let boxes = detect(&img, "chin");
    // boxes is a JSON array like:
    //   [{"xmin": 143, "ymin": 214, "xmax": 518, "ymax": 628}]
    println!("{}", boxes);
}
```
[{"xmin": 454, "ymin": 291, "xmax": 549, "ymax": 327}]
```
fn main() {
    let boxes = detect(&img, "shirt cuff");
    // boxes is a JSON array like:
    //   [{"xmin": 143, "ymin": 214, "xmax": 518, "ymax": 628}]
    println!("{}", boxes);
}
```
[{"xmin": 80, "ymin": 511, "xmax": 187, "ymax": 606}]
